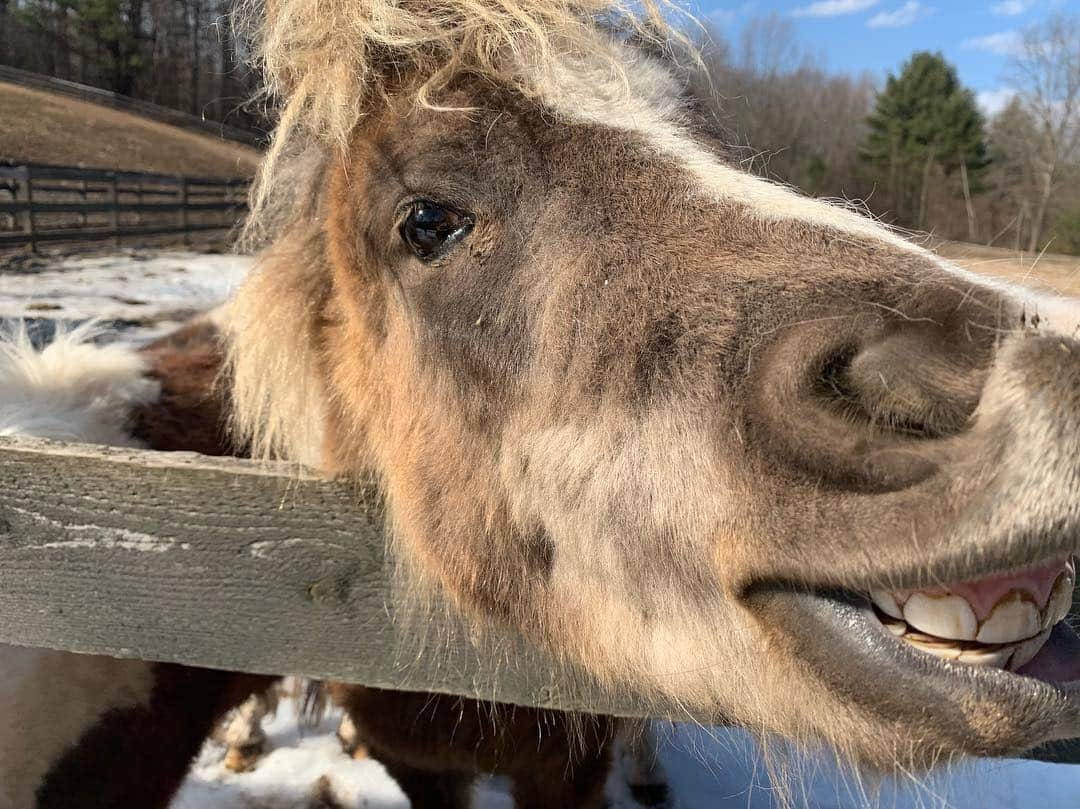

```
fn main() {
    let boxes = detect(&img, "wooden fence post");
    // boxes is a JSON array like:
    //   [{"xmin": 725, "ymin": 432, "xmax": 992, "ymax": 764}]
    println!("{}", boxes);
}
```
[
  {"xmin": 179, "ymin": 176, "xmax": 190, "ymax": 248},
  {"xmin": 19, "ymin": 165, "xmax": 36, "ymax": 253},
  {"xmin": 107, "ymin": 172, "xmax": 120, "ymax": 247}
]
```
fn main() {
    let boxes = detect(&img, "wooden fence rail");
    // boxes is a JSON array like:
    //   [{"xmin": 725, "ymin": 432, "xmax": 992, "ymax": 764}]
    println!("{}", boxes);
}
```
[
  {"xmin": 0, "ymin": 436, "xmax": 639, "ymax": 717},
  {"xmin": 0, "ymin": 434, "xmax": 1077, "ymax": 764},
  {"xmin": 0, "ymin": 162, "xmax": 249, "ymax": 250}
]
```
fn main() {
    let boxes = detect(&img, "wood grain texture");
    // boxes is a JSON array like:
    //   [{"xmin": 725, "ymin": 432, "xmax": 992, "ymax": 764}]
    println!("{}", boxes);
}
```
[
  {"xmin": 0, "ymin": 435, "xmax": 1076, "ymax": 763},
  {"xmin": 0, "ymin": 436, "xmax": 646, "ymax": 718}
]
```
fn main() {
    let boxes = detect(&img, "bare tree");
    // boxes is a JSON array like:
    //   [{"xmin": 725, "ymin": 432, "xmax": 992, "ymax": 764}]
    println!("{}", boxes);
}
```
[
  {"xmin": 1007, "ymin": 13, "xmax": 1080, "ymax": 252},
  {"xmin": 0, "ymin": 0, "xmax": 266, "ymax": 132},
  {"xmin": 693, "ymin": 16, "xmax": 875, "ymax": 204}
]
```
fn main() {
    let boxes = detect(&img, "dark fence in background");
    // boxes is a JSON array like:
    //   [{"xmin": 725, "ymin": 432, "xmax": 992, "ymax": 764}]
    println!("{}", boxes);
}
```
[
  {"xmin": 0, "ymin": 66, "xmax": 263, "ymax": 147},
  {"xmin": 0, "ymin": 161, "xmax": 249, "ymax": 251}
]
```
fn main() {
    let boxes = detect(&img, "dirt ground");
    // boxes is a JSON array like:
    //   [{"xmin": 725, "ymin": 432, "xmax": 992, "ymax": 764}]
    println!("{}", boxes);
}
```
[
  {"xmin": 0, "ymin": 82, "xmax": 260, "ymax": 177},
  {"xmin": 936, "ymin": 240, "xmax": 1080, "ymax": 298}
]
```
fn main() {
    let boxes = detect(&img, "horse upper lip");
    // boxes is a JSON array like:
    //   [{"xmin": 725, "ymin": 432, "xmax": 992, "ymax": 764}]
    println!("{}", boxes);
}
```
[{"xmin": 736, "ymin": 332, "xmax": 1080, "ymax": 596}]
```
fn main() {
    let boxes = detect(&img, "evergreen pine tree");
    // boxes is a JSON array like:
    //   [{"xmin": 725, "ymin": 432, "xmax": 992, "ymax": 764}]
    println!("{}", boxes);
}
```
[{"xmin": 861, "ymin": 51, "xmax": 989, "ymax": 232}]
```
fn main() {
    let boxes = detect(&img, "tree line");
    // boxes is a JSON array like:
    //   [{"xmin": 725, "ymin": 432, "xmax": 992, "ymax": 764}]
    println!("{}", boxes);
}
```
[
  {"xmin": 0, "ymin": 0, "xmax": 261, "ymax": 131},
  {"xmin": 694, "ymin": 13, "xmax": 1080, "ymax": 255},
  {"xmin": 0, "ymin": 1, "xmax": 1077, "ymax": 254}
]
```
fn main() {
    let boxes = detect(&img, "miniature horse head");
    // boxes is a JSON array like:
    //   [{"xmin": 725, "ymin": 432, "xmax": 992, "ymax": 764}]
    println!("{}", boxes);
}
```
[{"xmin": 227, "ymin": 0, "xmax": 1080, "ymax": 774}]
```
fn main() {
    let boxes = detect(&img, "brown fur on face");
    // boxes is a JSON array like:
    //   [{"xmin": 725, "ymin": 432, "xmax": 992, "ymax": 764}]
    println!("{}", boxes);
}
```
[{"xmin": 226, "ymin": 49, "xmax": 1080, "ymax": 778}]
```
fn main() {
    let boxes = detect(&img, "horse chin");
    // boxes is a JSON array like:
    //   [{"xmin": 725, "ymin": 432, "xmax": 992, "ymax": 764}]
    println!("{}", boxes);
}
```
[{"xmin": 748, "ymin": 573, "xmax": 1080, "ymax": 765}]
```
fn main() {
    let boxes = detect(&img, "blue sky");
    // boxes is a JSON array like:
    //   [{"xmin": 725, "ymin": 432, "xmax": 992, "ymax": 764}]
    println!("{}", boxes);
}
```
[{"xmin": 694, "ymin": 0, "xmax": 1073, "ymax": 114}]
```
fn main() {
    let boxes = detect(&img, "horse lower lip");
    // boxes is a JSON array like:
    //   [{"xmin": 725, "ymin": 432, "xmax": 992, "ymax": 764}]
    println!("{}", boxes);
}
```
[{"xmin": 751, "ymin": 586, "xmax": 1080, "ymax": 755}]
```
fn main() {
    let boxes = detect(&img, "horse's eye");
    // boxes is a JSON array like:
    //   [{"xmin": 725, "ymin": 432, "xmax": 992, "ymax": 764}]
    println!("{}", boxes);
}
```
[{"xmin": 399, "ymin": 201, "xmax": 472, "ymax": 260}]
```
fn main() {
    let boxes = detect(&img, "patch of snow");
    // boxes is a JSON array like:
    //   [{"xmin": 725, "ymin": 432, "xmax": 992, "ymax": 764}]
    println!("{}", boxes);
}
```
[
  {"xmin": 173, "ymin": 705, "xmax": 1080, "ymax": 809},
  {"xmin": 656, "ymin": 724, "xmax": 1080, "ymax": 809},
  {"xmin": 0, "ymin": 250, "xmax": 252, "ymax": 344},
  {"xmin": 174, "ymin": 701, "xmax": 409, "ymax": 809},
  {"xmin": 173, "ymin": 698, "xmax": 659, "ymax": 809}
]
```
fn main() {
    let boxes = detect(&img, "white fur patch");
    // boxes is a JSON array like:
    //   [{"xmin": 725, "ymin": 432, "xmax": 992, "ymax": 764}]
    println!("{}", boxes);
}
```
[
  {"xmin": 540, "ymin": 52, "xmax": 926, "ymax": 253},
  {"xmin": 0, "ymin": 323, "xmax": 159, "ymax": 447}
]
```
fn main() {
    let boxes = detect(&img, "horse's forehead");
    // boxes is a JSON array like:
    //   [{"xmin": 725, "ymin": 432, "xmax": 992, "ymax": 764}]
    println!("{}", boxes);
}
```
[
  {"xmin": 531, "ymin": 52, "xmax": 924, "ymax": 254},
  {"xmin": 362, "ymin": 53, "xmax": 919, "ymax": 263}
]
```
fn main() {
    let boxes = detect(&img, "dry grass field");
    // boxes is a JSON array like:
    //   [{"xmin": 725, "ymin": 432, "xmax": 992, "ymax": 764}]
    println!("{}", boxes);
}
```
[
  {"xmin": 937, "ymin": 241, "xmax": 1080, "ymax": 299},
  {"xmin": 0, "ymin": 82, "xmax": 259, "ymax": 177}
]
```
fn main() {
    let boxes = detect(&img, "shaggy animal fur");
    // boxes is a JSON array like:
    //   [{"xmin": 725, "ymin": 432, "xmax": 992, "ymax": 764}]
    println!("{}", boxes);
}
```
[
  {"xmin": 0, "ymin": 323, "xmax": 158, "ymax": 446},
  {"xmin": 0, "ymin": 321, "xmax": 628, "ymax": 808},
  {"xmin": 232, "ymin": 0, "xmax": 691, "ymax": 230},
  {"xmin": 223, "ymin": 0, "xmax": 1080, "ymax": 784},
  {"xmin": 8, "ymin": 0, "xmax": 1080, "ymax": 804}
]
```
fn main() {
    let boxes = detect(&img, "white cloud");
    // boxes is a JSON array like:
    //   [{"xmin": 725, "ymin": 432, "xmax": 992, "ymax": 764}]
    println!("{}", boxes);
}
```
[
  {"xmin": 977, "ymin": 87, "xmax": 1017, "ymax": 115},
  {"xmin": 962, "ymin": 30, "xmax": 1023, "ymax": 55},
  {"xmin": 867, "ymin": 1, "xmax": 934, "ymax": 27},
  {"xmin": 791, "ymin": 0, "xmax": 878, "ymax": 18},
  {"xmin": 708, "ymin": 2, "xmax": 757, "ymax": 26},
  {"xmin": 991, "ymin": 0, "xmax": 1033, "ymax": 16}
]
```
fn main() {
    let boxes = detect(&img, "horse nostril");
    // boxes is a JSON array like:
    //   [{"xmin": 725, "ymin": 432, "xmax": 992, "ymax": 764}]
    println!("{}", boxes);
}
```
[
  {"xmin": 815, "ymin": 345, "xmax": 861, "ymax": 407},
  {"xmin": 826, "ymin": 331, "xmax": 986, "ymax": 440},
  {"xmin": 749, "ymin": 320, "xmax": 994, "ymax": 491}
]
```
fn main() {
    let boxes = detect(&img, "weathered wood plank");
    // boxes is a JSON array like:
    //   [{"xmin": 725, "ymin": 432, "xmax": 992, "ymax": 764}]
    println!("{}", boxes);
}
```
[
  {"xmin": 0, "ymin": 436, "xmax": 1076, "ymax": 764},
  {"xmin": 0, "ymin": 436, "xmax": 645, "ymax": 718}
]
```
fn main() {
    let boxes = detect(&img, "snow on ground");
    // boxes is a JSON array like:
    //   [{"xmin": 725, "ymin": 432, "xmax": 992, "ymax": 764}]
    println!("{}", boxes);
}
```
[
  {"xmin": 4, "ymin": 249, "xmax": 1080, "ymax": 808},
  {"xmin": 653, "ymin": 724, "xmax": 1080, "ymax": 809},
  {"xmin": 0, "ymin": 249, "xmax": 252, "ymax": 344},
  {"xmin": 172, "ymin": 700, "xmax": 411, "ymax": 809},
  {"xmin": 173, "ymin": 705, "xmax": 1080, "ymax": 809},
  {"xmin": 172, "ymin": 696, "xmax": 651, "ymax": 809}
]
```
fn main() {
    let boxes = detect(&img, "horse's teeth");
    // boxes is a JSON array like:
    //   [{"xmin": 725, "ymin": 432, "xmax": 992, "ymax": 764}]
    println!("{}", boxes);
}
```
[
  {"xmin": 882, "ymin": 617, "xmax": 907, "ymax": 637},
  {"xmin": 871, "ymin": 590, "xmax": 903, "ymax": 620},
  {"xmin": 976, "ymin": 592, "xmax": 1042, "ymax": 644},
  {"xmin": 903, "ymin": 635, "xmax": 962, "ymax": 660},
  {"xmin": 902, "ymin": 593, "xmax": 977, "ymax": 641},
  {"xmin": 874, "ymin": 561, "xmax": 1074, "ymax": 670},
  {"xmin": 1043, "ymin": 571, "xmax": 1074, "ymax": 630},
  {"xmin": 1008, "ymin": 628, "xmax": 1053, "ymax": 670},
  {"xmin": 956, "ymin": 645, "xmax": 1014, "ymax": 668}
]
